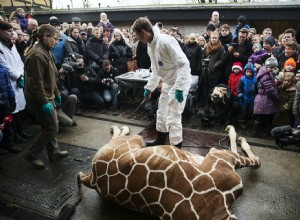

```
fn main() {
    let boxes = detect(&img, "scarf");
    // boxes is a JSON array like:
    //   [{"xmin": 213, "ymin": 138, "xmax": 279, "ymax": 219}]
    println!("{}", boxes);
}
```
[{"xmin": 205, "ymin": 40, "xmax": 222, "ymax": 55}]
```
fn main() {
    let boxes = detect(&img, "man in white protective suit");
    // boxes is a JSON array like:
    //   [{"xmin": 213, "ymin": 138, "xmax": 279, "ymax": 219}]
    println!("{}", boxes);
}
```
[{"xmin": 131, "ymin": 17, "xmax": 192, "ymax": 148}]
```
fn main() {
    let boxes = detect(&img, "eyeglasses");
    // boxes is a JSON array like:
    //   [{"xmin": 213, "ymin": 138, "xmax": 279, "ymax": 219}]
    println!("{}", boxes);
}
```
[
  {"xmin": 47, "ymin": 35, "xmax": 62, "ymax": 41},
  {"xmin": 238, "ymin": 36, "xmax": 246, "ymax": 39}
]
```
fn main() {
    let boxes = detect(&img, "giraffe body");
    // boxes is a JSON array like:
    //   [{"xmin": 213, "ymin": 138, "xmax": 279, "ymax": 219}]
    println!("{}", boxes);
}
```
[{"xmin": 79, "ymin": 125, "xmax": 261, "ymax": 220}]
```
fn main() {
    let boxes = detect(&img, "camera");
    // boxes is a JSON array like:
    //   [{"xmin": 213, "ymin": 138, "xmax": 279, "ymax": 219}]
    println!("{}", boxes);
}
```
[
  {"xmin": 61, "ymin": 63, "xmax": 74, "ymax": 73},
  {"xmin": 203, "ymin": 58, "xmax": 210, "ymax": 67},
  {"xmin": 103, "ymin": 78, "xmax": 112, "ymax": 86},
  {"xmin": 271, "ymin": 125, "xmax": 300, "ymax": 148}
]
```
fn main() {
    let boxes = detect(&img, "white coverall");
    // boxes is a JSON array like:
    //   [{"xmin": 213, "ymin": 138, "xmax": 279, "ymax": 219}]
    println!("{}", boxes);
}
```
[{"xmin": 145, "ymin": 26, "xmax": 192, "ymax": 145}]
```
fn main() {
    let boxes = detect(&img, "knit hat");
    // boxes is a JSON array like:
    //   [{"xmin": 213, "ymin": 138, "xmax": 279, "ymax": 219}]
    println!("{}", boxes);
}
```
[
  {"xmin": 253, "ymin": 43, "xmax": 262, "ymax": 51},
  {"xmin": 284, "ymin": 58, "xmax": 297, "ymax": 69},
  {"xmin": 263, "ymin": 36, "xmax": 275, "ymax": 47},
  {"xmin": 49, "ymin": 16, "xmax": 60, "ymax": 26},
  {"xmin": 206, "ymin": 23, "xmax": 216, "ymax": 31},
  {"xmin": 0, "ymin": 20, "xmax": 13, "ymax": 30},
  {"xmin": 265, "ymin": 57, "xmax": 278, "ymax": 67},
  {"xmin": 232, "ymin": 62, "xmax": 243, "ymax": 72},
  {"xmin": 237, "ymin": 15, "xmax": 246, "ymax": 24},
  {"xmin": 244, "ymin": 63, "xmax": 255, "ymax": 75}
]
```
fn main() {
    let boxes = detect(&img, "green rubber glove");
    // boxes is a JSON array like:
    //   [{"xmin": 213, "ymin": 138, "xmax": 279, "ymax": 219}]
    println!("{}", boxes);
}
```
[
  {"xmin": 17, "ymin": 76, "xmax": 24, "ymax": 89},
  {"xmin": 54, "ymin": 96, "xmax": 62, "ymax": 108},
  {"xmin": 42, "ymin": 102, "xmax": 53, "ymax": 115},
  {"xmin": 175, "ymin": 90, "xmax": 184, "ymax": 103},
  {"xmin": 144, "ymin": 88, "xmax": 151, "ymax": 100}
]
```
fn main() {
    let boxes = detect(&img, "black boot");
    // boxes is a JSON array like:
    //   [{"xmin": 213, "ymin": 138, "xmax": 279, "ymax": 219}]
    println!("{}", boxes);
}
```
[
  {"xmin": 146, "ymin": 132, "xmax": 168, "ymax": 146},
  {"xmin": 174, "ymin": 142, "xmax": 182, "ymax": 149},
  {"xmin": 253, "ymin": 121, "xmax": 267, "ymax": 138}
]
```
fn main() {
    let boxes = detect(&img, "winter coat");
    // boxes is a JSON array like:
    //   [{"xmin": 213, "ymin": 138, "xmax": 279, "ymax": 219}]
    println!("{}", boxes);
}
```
[
  {"xmin": 0, "ymin": 41, "xmax": 26, "ymax": 113},
  {"xmin": 253, "ymin": 66, "xmax": 278, "ymax": 115},
  {"xmin": 292, "ymin": 81, "xmax": 300, "ymax": 116},
  {"xmin": 17, "ymin": 14, "xmax": 28, "ymax": 32},
  {"xmin": 64, "ymin": 36, "xmax": 86, "ymax": 58},
  {"xmin": 51, "ymin": 33, "xmax": 68, "ymax": 66},
  {"xmin": 25, "ymin": 42, "xmax": 60, "ymax": 105},
  {"xmin": 219, "ymin": 33, "xmax": 233, "ymax": 52},
  {"xmin": 109, "ymin": 40, "xmax": 133, "ymax": 74},
  {"xmin": 136, "ymin": 41, "xmax": 151, "ymax": 69},
  {"xmin": 182, "ymin": 41, "xmax": 202, "ymax": 76},
  {"xmin": 78, "ymin": 66, "xmax": 100, "ymax": 94},
  {"xmin": 228, "ymin": 72, "xmax": 243, "ymax": 96},
  {"xmin": 202, "ymin": 43, "xmax": 226, "ymax": 81},
  {"xmin": 248, "ymin": 50, "xmax": 269, "ymax": 66},
  {"xmin": 145, "ymin": 25, "xmax": 191, "ymax": 92},
  {"xmin": 238, "ymin": 63, "xmax": 257, "ymax": 108},
  {"xmin": 0, "ymin": 64, "xmax": 15, "ymax": 105},
  {"xmin": 273, "ymin": 84, "xmax": 296, "ymax": 126},
  {"xmin": 86, "ymin": 35, "xmax": 109, "ymax": 65},
  {"xmin": 228, "ymin": 38, "xmax": 253, "ymax": 66}
]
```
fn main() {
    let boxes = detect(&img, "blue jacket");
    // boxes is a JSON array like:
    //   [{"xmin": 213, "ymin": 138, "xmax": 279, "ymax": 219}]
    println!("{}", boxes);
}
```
[
  {"xmin": 0, "ymin": 64, "xmax": 15, "ymax": 105},
  {"xmin": 51, "ymin": 33, "xmax": 68, "ymax": 66},
  {"xmin": 238, "ymin": 63, "xmax": 257, "ymax": 109}
]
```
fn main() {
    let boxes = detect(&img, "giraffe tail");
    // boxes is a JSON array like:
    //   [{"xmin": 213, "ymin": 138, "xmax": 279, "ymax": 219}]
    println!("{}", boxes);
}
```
[{"xmin": 57, "ymin": 173, "xmax": 84, "ymax": 220}]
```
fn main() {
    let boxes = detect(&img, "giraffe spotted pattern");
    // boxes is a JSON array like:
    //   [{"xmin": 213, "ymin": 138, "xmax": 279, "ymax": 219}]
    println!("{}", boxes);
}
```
[{"xmin": 78, "ymin": 125, "xmax": 261, "ymax": 220}]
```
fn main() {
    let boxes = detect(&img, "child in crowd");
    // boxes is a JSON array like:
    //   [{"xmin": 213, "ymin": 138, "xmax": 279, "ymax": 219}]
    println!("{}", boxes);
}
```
[
  {"xmin": 253, "ymin": 57, "xmax": 279, "ymax": 137},
  {"xmin": 238, "ymin": 63, "xmax": 257, "ymax": 121},
  {"xmin": 273, "ymin": 72, "xmax": 296, "ymax": 127},
  {"xmin": 227, "ymin": 62, "xmax": 244, "ymax": 123},
  {"xmin": 276, "ymin": 57, "xmax": 297, "ymax": 87},
  {"xmin": 248, "ymin": 43, "xmax": 268, "ymax": 74}
]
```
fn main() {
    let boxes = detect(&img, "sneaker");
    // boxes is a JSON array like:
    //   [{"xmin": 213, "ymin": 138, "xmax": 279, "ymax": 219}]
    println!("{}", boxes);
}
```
[
  {"xmin": 24, "ymin": 155, "xmax": 45, "ymax": 168},
  {"xmin": 48, "ymin": 150, "xmax": 69, "ymax": 161}
]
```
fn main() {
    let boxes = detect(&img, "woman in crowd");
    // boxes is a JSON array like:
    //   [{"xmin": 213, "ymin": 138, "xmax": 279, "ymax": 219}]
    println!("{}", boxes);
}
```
[
  {"xmin": 109, "ymin": 28, "xmax": 133, "ymax": 74},
  {"xmin": 24, "ymin": 24, "xmax": 68, "ymax": 168},
  {"xmin": 86, "ymin": 26, "xmax": 109, "ymax": 71},
  {"xmin": 201, "ymin": 31, "xmax": 226, "ymax": 113}
]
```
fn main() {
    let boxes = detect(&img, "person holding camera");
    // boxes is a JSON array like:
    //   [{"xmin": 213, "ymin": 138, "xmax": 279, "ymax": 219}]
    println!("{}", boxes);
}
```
[
  {"xmin": 131, "ymin": 17, "xmax": 191, "ymax": 148},
  {"xmin": 98, "ymin": 59, "xmax": 120, "ymax": 110},
  {"xmin": 201, "ymin": 31, "xmax": 226, "ymax": 114},
  {"xmin": 24, "ymin": 24, "xmax": 68, "ymax": 168}
]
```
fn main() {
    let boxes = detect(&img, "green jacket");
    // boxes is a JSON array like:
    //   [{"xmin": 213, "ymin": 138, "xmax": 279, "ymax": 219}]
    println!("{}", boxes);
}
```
[{"xmin": 25, "ymin": 42, "xmax": 60, "ymax": 105}]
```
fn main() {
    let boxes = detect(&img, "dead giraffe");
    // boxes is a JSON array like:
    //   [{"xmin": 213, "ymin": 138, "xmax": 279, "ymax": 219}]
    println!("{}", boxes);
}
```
[{"xmin": 59, "ymin": 125, "xmax": 261, "ymax": 220}]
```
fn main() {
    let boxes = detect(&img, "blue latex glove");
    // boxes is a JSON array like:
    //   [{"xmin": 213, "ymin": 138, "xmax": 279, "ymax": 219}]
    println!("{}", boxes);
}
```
[
  {"xmin": 144, "ymin": 88, "xmax": 151, "ymax": 100},
  {"xmin": 175, "ymin": 90, "xmax": 184, "ymax": 103},
  {"xmin": 54, "ymin": 96, "xmax": 62, "ymax": 108},
  {"xmin": 42, "ymin": 102, "xmax": 53, "ymax": 115},
  {"xmin": 17, "ymin": 76, "xmax": 24, "ymax": 89}
]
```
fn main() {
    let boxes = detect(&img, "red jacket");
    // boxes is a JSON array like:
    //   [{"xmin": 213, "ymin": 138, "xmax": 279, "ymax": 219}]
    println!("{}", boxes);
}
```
[{"xmin": 228, "ymin": 72, "xmax": 243, "ymax": 96}]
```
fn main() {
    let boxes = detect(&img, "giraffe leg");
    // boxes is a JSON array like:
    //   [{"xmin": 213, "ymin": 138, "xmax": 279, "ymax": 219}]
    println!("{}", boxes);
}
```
[
  {"xmin": 225, "ymin": 125, "xmax": 238, "ymax": 154},
  {"xmin": 120, "ymin": 126, "xmax": 130, "ymax": 136},
  {"xmin": 111, "ymin": 125, "xmax": 121, "ymax": 139},
  {"xmin": 237, "ymin": 137, "xmax": 260, "ymax": 160}
]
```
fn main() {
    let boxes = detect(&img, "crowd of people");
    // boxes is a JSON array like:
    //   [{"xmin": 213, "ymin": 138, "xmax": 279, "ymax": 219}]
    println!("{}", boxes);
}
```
[{"xmin": 0, "ymin": 7, "xmax": 300, "ymax": 169}]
